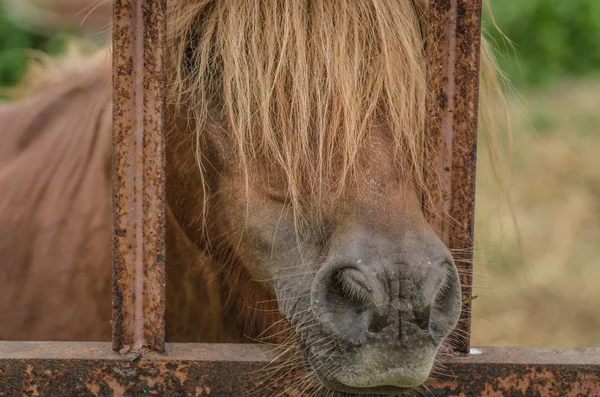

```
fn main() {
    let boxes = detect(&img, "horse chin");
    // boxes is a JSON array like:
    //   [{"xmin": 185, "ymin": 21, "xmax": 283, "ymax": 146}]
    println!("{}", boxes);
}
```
[
  {"xmin": 309, "ymin": 365, "xmax": 430, "ymax": 395},
  {"xmin": 297, "ymin": 328, "xmax": 438, "ymax": 394},
  {"xmin": 314, "ymin": 377, "xmax": 415, "ymax": 396}
]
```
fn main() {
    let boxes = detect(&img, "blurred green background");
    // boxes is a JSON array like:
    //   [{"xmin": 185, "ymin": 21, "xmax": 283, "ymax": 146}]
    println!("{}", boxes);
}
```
[
  {"xmin": 0, "ymin": 0, "xmax": 109, "ymax": 92},
  {"xmin": 0, "ymin": 2, "xmax": 68, "ymax": 89},
  {"xmin": 2, "ymin": 0, "xmax": 599, "ymax": 88},
  {"xmin": 477, "ymin": 0, "xmax": 600, "ymax": 348},
  {"xmin": 0, "ymin": 0, "xmax": 599, "ymax": 347},
  {"xmin": 484, "ymin": 0, "xmax": 600, "ymax": 87}
]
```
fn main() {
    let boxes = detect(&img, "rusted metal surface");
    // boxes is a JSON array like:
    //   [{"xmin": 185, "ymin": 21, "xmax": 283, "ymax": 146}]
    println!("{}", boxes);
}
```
[
  {"xmin": 112, "ymin": 0, "xmax": 167, "ymax": 353},
  {"xmin": 424, "ymin": 0, "xmax": 483, "ymax": 354},
  {"xmin": 2, "ymin": 343, "xmax": 600, "ymax": 396}
]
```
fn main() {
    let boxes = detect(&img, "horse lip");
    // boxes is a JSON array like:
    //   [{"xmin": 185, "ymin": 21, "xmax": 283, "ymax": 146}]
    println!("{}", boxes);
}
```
[
  {"xmin": 313, "ymin": 372, "xmax": 416, "ymax": 395},
  {"xmin": 303, "ymin": 341, "xmax": 431, "ymax": 395}
]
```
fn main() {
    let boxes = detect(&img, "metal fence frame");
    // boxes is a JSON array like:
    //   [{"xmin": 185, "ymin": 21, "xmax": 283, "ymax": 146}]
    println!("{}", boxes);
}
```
[{"xmin": 1, "ymin": 1, "xmax": 599, "ymax": 395}]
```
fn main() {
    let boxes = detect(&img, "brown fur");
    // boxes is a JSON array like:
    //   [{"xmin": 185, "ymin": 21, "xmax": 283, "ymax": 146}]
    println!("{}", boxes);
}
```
[
  {"xmin": 165, "ymin": 113, "xmax": 283, "ymax": 342},
  {"xmin": 0, "ymin": 55, "xmax": 112, "ymax": 340}
]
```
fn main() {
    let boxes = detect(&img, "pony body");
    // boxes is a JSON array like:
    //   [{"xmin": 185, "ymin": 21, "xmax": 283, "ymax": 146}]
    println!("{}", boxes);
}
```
[{"xmin": 0, "ymin": 55, "xmax": 112, "ymax": 340}]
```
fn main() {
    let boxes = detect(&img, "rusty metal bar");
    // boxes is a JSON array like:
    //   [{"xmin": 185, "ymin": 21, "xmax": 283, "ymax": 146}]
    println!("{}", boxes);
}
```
[
  {"xmin": 2, "ymin": 342, "xmax": 600, "ymax": 396},
  {"xmin": 112, "ymin": 0, "xmax": 167, "ymax": 353},
  {"xmin": 424, "ymin": 0, "xmax": 483, "ymax": 353}
]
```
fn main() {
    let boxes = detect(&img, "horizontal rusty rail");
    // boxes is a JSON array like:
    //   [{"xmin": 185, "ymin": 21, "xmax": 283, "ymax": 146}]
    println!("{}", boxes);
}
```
[{"xmin": 2, "ymin": 342, "xmax": 600, "ymax": 396}]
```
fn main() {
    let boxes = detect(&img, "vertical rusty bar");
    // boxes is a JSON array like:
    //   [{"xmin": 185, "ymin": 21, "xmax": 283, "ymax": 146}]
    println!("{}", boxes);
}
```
[
  {"xmin": 424, "ymin": 0, "xmax": 482, "ymax": 354},
  {"xmin": 112, "ymin": 0, "xmax": 166, "ymax": 353}
]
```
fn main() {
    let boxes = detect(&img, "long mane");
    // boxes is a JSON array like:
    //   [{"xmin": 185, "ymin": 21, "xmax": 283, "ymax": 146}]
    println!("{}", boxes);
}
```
[
  {"xmin": 168, "ymin": 0, "xmax": 506, "ymax": 221},
  {"xmin": 168, "ymin": 0, "xmax": 430, "ymax": 219}
]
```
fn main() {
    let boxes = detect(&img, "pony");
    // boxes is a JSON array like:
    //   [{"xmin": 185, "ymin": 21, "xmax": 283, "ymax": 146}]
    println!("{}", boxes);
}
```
[{"xmin": 0, "ymin": 0, "xmax": 505, "ymax": 394}]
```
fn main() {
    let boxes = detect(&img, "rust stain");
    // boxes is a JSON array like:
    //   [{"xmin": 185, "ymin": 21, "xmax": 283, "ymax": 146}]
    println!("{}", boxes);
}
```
[
  {"xmin": 112, "ymin": 0, "xmax": 167, "ymax": 353},
  {"xmin": 2, "ymin": 343, "xmax": 600, "ymax": 396},
  {"xmin": 423, "ymin": 0, "xmax": 483, "ymax": 354}
]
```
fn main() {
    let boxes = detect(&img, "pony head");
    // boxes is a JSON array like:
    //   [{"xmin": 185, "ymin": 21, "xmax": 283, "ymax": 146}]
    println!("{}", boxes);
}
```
[{"xmin": 166, "ymin": 0, "xmax": 500, "ymax": 393}]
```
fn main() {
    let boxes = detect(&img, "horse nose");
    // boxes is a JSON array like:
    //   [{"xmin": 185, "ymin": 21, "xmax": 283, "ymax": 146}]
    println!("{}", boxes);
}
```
[{"xmin": 310, "ymin": 254, "xmax": 461, "ymax": 346}]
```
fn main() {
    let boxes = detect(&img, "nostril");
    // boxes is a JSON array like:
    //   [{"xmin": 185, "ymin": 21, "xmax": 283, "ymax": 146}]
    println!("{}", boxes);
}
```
[
  {"xmin": 412, "ymin": 309, "xmax": 431, "ymax": 332},
  {"xmin": 332, "ymin": 268, "xmax": 372, "ymax": 307},
  {"xmin": 312, "ymin": 264, "xmax": 391, "ymax": 345},
  {"xmin": 367, "ymin": 315, "xmax": 389, "ymax": 333},
  {"xmin": 428, "ymin": 261, "xmax": 462, "ymax": 342},
  {"xmin": 313, "ymin": 267, "xmax": 374, "ymax": 345}
]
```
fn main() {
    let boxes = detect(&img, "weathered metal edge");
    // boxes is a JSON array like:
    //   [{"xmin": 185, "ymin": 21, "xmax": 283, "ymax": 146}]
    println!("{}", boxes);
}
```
[
  {"xmin": 112, "ymin": 0, "xmax": 167, "ymax": 353},
  {"xmin": 2, "ymin": 343, "xmax": 600, "ymax": 396},
  {"xmin": 2, "ymin": 343, "xmax": 600, "ymax": 365},
  {"xmin": 424, "ymin": 0, "xmax": 483, "ymax": 354}
]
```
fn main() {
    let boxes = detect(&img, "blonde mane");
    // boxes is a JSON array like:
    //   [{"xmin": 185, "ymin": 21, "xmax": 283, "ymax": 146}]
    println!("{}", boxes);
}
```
[
  {"xmin": 168, "ymin": 0, "xmax": 430, "ymax": 220},
  {"xmin": 167, "ymin": 0, "xmax": 506, "ymax": 223}
]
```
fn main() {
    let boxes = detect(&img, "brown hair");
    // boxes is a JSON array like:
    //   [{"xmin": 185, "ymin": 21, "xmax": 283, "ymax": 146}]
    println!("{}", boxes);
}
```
[{"xmin": 167, "ymin": 0, "xmax": 507, "ymax": 224}]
